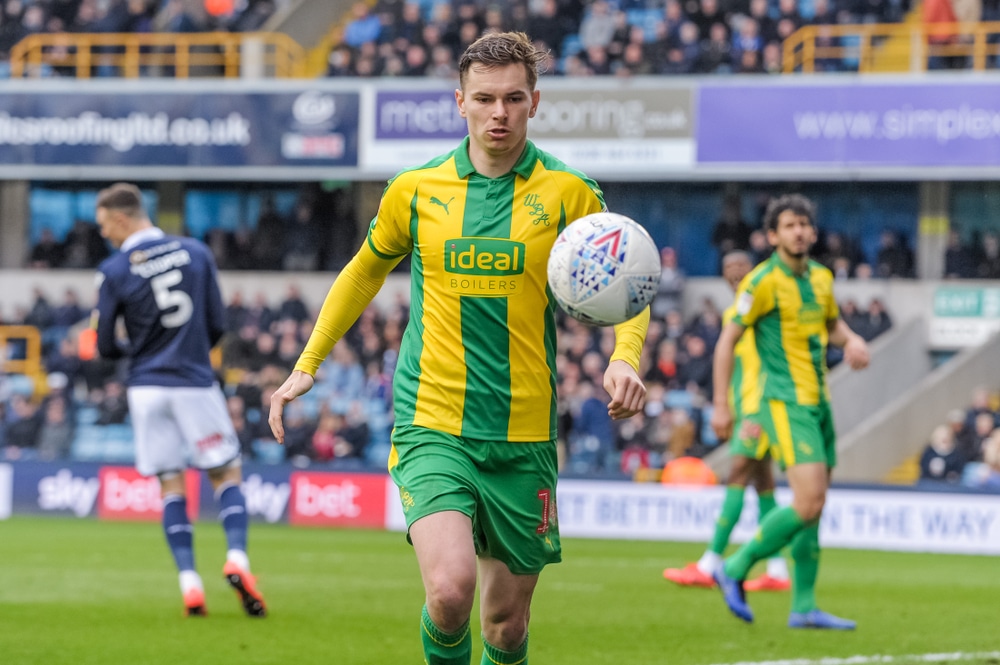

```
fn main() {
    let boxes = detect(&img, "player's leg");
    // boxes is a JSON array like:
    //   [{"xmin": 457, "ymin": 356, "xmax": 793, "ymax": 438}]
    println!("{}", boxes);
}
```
[
  {"xmin": 744, "ymin": 454, "xmax": 790, "ymax": 591},
  {"xmin": 410, "ymin": 511, "xmax": 477, "ymax": 665},
  {"xmin": 787, "ymin": 406, "xmax": 854, "ymax": 629},
  {"xmin": 128, "ymin": 386, "xmax": 203, "ymax": 616},
  {"xmin": 665, "ymin": 455, "xmax": 751, "ymax": 587},
  {"xmin": 478, "ymin": 557, "xmax": 538, "ymax": 664},
  {"xmin": 159, "ymin": 471, "xmax": 204, "ymax": 616},
  {"xmin": 207, "ymin": 462, "xmax": 266, "ymax": 617},
  {"xmin": 473, "ymin": 439, "xmax": 560, "ymax": 664},
  {"xmin": 389, "ymin": 427, "xmax": 480, "ymax": 665},
  {"xmin": 172, "ymin": 386, "xmax": 264, "ymax": 616}
]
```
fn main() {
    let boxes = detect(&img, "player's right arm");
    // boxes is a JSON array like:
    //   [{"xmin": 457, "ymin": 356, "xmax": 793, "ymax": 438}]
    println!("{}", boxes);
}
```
[
  {"xmin": 268, "ymin": 243, "xmax": 403, "ymax": 443},
  {"xmin": 710, "ymin": 320, "xmax": 744, "ymax": 442},
  {"xmin": 270, "ymin": 176, "xmax": 413, "ymax": 444}
]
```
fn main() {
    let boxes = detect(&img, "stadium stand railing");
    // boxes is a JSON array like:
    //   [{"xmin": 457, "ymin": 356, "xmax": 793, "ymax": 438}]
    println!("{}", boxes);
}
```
[
  {"xmin": 0, "ymin": 325, "xmax": 46, "ymax": 401},
  {"xmin": 783, "ymin": 21, "xmax": 1000, "ymax": 73},
  {"xmin": 9, "ymin": 32, "xmax": 306, "ymax": 79}
]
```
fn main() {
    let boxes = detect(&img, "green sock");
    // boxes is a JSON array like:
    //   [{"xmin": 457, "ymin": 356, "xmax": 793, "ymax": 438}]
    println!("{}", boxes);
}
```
[
  {"xmin": 790, "ymin": 522, "xmax": 820, "ymax": 614},
  {"xmin": 757, "ymin": 490, "xmax": 777, "ymax": 520},
  {"xmin": 481, "ymin": 634, "xmax": 528, "ymax": 665},
  {"xmin": 421, "ymin": 605, "xmax": 472, "ymax": 665},
  {"xmin": 709, "ymin": 485, "xmax": 746, "ymax": 554},
  {"xmin": 724, "ymin": 506, "xmax": 805, "ymax": 580}
]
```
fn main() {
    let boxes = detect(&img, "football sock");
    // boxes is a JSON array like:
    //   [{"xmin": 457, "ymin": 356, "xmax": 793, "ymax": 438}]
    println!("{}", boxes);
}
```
[
  {"xmin": 757, "ymin": 490, "xmax": 789, "ymax": 578},
  {"xmin": 708, "ymin": 485, "xmax": 745, "ymax": 555},
  {"xmin": 481, "ymin": 634, "xmax": 528, "ymax": 665},
  {"xmin": 790, "ymin": 522, "xmax": 820, "ymax": 613},
  {"xmin": 697, "ymin": 550, "xmax": 722, "ymax": 576},
  {"xmin": 421, "ymin": 605, "xmax": 472, "ymax": 665},
  {"xmin": 179, "ymin": 569, "xmax": 204, "ymax": 595},
  {"xmin": 217, "ymin": 482, "xmax": 249, "ymax": 554},
  {"xmin": 724, "ymin": 506, "xmax": 805, "ymax": 580},
  {"xmin": 757, "ymin": 490, "xmax": 777, "ymax": 520},
  {"xmin": 162, "ymin": 495, "xmax": 195, "ymax": 572}
]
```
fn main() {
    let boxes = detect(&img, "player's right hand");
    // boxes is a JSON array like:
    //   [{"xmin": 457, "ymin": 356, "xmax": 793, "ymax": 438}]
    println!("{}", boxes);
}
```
[
  {"xmin": 268, "ymin": 370, "xmax": 315, "ymax": 444},
  {"xmin": 710, "ymin": 402, "xmax": 734, "ymax": 442}
]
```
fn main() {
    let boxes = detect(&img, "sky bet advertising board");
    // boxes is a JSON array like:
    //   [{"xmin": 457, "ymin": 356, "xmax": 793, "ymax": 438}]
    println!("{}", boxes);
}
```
[
  {"xmin": 5, "ymin": 462, "xmax": 1000, "ymax": 555},
  {"xmin": 0, "ymin": 88, "xmax": 359, "ymax": 170}
]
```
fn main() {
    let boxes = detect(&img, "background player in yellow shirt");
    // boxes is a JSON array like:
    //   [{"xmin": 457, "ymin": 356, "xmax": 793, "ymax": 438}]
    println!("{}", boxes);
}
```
[
  {"xmin": 663, "ymin": 250, "xmax": 789, "ymax": 592},
  {"xmin": 710, "ymin": 194, "xmax": 869, "ymax": 630},
  {"xmin": 269, "ymin": 32, "xmax": 649, "ymax": 665}
]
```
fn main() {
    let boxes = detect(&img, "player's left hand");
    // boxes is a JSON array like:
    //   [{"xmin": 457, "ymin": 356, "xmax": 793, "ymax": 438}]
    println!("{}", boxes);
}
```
[
  {"xmin": 843, "ymin": 335, "xmax": 870, "ymax": 370},
  {"xmin": 603, "ymin": 359, "xmax": 646, "ymax": 420}
]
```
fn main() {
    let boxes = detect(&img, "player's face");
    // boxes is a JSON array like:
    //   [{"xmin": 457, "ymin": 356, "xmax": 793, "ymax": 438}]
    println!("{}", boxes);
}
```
[
  {"xmin": 95, "ymin": 207, "xmax": 127, "ymax": 248},
  {"xmin": 768, "ymin": 210, "xmax": 814, "ymax": 260},
  {"xmin": 722, "ymin": 256, "xmax": 752, "ymax": 291},
  {"xmin": 457, "ymin": 63, "xmax": 539, "ymax": 167}
]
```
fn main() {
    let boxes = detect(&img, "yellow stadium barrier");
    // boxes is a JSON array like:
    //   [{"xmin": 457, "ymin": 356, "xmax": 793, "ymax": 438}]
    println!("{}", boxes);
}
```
[
  {"xmin": 9, "ymin": 31, "xmax": 307, "ymax": 79},
  {"xmin": 0, "ymin": 325, "xmax": 47, "ymax": 401},
  {"xmin": 784, "ymin": 21, "xmax": 1000, "ymax": 73}
]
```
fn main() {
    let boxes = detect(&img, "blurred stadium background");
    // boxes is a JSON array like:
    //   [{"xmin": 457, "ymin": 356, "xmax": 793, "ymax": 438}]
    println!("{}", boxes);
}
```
[{"xmin": 1, "ymin": 0, "xmax": 1000, "ymax": 660}]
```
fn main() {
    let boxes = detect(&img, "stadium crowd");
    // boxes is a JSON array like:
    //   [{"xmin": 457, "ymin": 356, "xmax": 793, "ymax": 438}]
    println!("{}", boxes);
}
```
[
  {"xmin": 0, "ymin": 245, "xmax": 896, "ymax": 477},
  {"xmin": 8, "ymin": 0, "xmax": 1000, "ymax": 77},
  {"xmin": 919, "ymin": 386, "xmax": 1000, "ymax": 490}
]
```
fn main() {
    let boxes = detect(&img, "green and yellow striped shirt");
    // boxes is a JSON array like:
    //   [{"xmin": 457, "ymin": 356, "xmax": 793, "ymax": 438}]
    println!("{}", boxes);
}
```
[
  {"xmin": 724, "ymin": 304, "xmax": 761, "ymax": 418},
  {"xmin": 732, "ymin": 253, "xmax": 839, "ymax": 407},
  {"xmin": 368, "ymin": 138, "xmax": 605, "ymax": 442}
]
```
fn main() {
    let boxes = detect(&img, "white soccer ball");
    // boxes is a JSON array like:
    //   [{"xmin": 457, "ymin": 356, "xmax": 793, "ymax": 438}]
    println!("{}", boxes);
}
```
[{"xmin": 547, "ymin": 211, "xmax": 662, "ymax": 326}]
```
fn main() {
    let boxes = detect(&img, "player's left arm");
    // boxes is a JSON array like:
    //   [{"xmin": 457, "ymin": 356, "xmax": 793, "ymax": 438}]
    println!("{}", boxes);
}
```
[
  {"xmin": 828, "ymin": 317, "xmax": 869, "ymax": 370},
  {"xmin": 94, "ymin": 272, "xmax": 125, "ymax": 360},
  {"xmin": 605, "ymin": 306, "xmax": 650, "ymax": 420}
]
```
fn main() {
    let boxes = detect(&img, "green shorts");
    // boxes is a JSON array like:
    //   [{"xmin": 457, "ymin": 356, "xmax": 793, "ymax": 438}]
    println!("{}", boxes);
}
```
[
  {"xmin": 388, "ymin": 425, "xmax": 561, "ymax": 575},
  {"xmin": 751, "ymin": 399, "xmax": 836, "ymax": 470},
  {"xmin": 728, "ymin": 416, "xmax": 771, "ymax": 460}
]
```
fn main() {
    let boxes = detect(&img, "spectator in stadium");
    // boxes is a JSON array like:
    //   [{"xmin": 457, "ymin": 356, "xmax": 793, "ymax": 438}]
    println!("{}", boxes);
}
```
[
  {"xmin": 974, "ymin": 232, "xmax": 1000, "ymax": 279},
  {"xmin": 943, "ymin": 229, "xmax": 978, "ymax": 279},
  {"xmin": 646, "ymin": 255, "xmax": 685, "ymax": 324},
  {"xmin": 36, "ymin": 393, "xmax": 74, "ymax": 461},
  {"xmin": 92, "ymin": 182, "xmax": 266, "ymax": 618},
  {"xmin": 268, "ymin": 32, "xmax": 649, "ymax": 665},
  {"xmin": 710, "ymin": 193, "xmax": 870, "ymax": 630},
  {"xmin": 344, "ymin": 1, "xmax": 382, "ymax": 48},
  {"xmin": 3, "ymin": 393, "xmax": 41, "ymax": 454},
  {"xmin": 919, "ymin": 424, "xmax": 966, "ymax": 484},
  {"xmin": 875, "ymin": 229, "xmax": 915, "ymax": 278},
  {"xmin": 94, "ymin": 379, "xmax": 129, "ymax": 425},
  {"xmin": 748, "ymin": 228, "xmax": 771, "ymax": 264},
  {"xmin": 696, "ymin": 20, "xmax": 734, "ymax": 73},
  {"xmin": 578, "ymin": 0, "xmax": 617, "ymax": 51},
  {"xmin": 28, "ymin": 229, "xmax": 65, "ymax": 268},
  {"xmin": 227, "ymin": 394, "xmax": 256, "ymax": 460},
  {"xmin": 711, "ymin": 194, "xmax": 754, "ymax": 270}
]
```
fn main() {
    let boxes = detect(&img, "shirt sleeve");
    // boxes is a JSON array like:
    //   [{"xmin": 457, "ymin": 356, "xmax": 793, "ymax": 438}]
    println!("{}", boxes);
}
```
[
  {"xmin": 610, "ymin": 306, "xmax": 650, "ymax": 372},
  {"xmin": 205, "ymin": 250, "xmax": 226, "ymax": 347},
  {"xmin": 732, "ymin": 272, "xmax": 771, "ymax": 328},
  {"xmin": 94, "ymin": 270, "xmax": 124, "ymax": 360},
  {"xmin": 294, "ymin": 243, "xmax": 404, "ymax": 376},
  {"xmin": 366, "ymin": 175, "xmax": 416, "ymax": 259}
]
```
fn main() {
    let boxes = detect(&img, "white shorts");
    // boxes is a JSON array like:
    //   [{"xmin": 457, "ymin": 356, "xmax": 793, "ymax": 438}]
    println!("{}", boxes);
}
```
[{"xmin": 127, "ymin": 384, "xmax": 241, "ymax": 477}]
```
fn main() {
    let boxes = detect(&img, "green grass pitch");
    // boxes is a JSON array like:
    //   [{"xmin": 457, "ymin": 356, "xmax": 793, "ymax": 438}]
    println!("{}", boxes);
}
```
[{"xmin": 0, "ymin": 515, "xmax": 997, "ymax": 665}]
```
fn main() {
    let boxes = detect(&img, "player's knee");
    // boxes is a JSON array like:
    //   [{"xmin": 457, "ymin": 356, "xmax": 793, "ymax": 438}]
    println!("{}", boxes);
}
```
[
  {"xmin": 794, "ymin": 494, "xmax": 825, "ymax": 521},
  {"xmin": 481, "ymin": 612, "xmax": 528, "ymax": 650},
  {"xmin": 425, "ymin": 570, "xmax": 476, "ymax": 619}
]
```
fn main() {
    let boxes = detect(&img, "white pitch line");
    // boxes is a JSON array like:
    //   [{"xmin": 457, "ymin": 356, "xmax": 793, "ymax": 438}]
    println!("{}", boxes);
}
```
[{"xmin": 708, "ymin": 652, "xmax": 1000, "ymax": 665}]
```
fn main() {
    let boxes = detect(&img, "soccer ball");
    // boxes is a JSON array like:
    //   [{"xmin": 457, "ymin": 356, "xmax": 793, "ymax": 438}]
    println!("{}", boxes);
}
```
[{"xmin": 547, "ymin": 211, "xmax": 661, "ymax": 326}]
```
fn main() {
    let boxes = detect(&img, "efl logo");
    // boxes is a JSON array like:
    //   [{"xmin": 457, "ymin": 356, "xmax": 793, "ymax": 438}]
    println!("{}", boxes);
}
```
[
  {"xmin": 97, "ymin": 467, "xmax": 199, "ymax": 521},
  {"xmin": 289, "ymin": 472, "xmax": 387, "ymax": 528}
]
